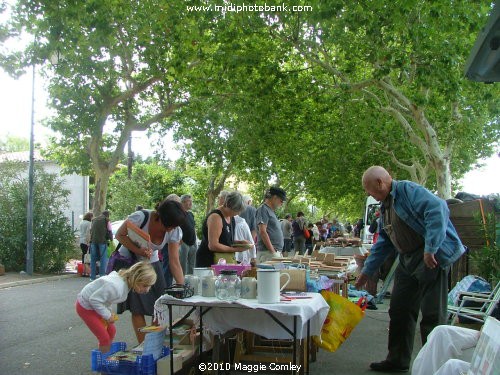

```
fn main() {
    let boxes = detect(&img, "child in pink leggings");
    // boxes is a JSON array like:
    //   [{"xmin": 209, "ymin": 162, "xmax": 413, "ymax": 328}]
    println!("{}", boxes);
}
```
[{"xmin": 76, "ymin": 261, "xmax": 156, "ymax": 353}]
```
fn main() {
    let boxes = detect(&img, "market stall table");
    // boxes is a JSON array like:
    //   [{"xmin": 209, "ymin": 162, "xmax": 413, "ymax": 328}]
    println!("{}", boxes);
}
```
[
  {"xmin": 319, "ymin": 246, "xmax": 367, "ymax": 257},
  {"xmin": 154, "ymin": 293, "xmax": 329, "ymax": 374}
]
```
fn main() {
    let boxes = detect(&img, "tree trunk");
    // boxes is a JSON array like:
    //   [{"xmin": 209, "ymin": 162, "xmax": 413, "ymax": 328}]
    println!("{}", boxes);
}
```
[
  {"xmin": 204, "ymin": 163, "xmax": 234, "ymax": 214},
  {"xmin": 432, "ymin": 157, "xmax": 452, "ymax": 199},
  {"xmin": 205, "ymin": 176, "xmax": 226, "ymax": 214},
  {"xmin": 92, "ymin": 169, "xmax": 112, "ymax": 215},
  {"xmin": 377, "ymin": 79, "xmax": 453, "ymax": 199}
]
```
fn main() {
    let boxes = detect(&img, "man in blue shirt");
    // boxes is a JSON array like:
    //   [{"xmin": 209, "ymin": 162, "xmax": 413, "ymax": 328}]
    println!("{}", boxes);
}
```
[{"xmin": 355, "ymin": 166, "xmax": 465, "ymax": 373}]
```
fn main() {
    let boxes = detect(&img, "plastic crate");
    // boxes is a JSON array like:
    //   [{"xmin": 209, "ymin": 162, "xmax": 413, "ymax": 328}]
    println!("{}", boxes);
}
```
[
  {"xmin": 211, "ymin": 264, "xmax": 251, "ymax": 276},
  {"xmin": 91, "ymin": 342, "xmax": 170, "ymax": 375}
]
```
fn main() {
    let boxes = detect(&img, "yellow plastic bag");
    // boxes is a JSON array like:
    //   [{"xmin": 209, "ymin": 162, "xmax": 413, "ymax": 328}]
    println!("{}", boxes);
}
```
[{"xmin": 313, "ymin": 290, "xmax": 366, "ymax": 352}]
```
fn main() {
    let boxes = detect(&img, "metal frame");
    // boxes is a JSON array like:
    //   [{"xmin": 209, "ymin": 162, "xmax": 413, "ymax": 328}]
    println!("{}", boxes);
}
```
[{"xmin": 162, "ymin": 298, "xmax": 314, "ymax": 374}]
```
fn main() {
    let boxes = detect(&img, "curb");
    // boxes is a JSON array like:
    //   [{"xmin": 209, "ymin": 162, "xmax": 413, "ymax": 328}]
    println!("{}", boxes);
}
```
[{"xmin": 0, "ymin": 273, "xmax": 78, "ymax": 290}]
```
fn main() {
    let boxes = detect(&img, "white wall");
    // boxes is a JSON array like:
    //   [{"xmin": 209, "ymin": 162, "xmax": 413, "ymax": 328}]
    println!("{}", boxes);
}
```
[{"xmin": 38, "ymin": 161, "xmax": 90, "ymax": 231}]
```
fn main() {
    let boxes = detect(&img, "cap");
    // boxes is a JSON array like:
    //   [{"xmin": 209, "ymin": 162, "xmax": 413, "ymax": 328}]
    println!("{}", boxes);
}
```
[{"xmin": 269, "ymin": 186, "xmax": 287, "ymax": 201}]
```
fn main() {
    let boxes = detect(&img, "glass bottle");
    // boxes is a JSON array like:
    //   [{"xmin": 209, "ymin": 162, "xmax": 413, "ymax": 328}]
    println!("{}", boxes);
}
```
[{"xmin": 215, "ymin": 270, "xmax": 241, "ymax": 301}]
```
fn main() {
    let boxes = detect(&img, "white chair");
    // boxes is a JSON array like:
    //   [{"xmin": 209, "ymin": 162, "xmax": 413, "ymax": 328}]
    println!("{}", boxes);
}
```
[{"xmin": 448, "ymin": 282, "xmax": 500, "ymax": 325}]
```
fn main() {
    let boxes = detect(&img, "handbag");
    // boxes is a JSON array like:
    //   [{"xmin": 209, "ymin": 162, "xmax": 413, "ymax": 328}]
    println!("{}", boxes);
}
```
[
  {"xmin": 106, "ymin": 251, "xmax": 138, "ymax": 274},
  {"xmin": 83, "ymin": 252, "xmax": 91, "ymax": 264},
  {"xmin": 313, "ymin": 290, "xmax": 367, "ymax": 352},
  {"xmin": 303, "ymin": 227, "xmax": 311, "ymax": 239}
]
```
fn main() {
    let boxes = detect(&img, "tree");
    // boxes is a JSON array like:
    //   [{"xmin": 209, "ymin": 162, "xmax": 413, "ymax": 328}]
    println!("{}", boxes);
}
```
[
  {"xmin": 1, "ymin": 1, "xmax": 212, "ymax": 214},
  {"xmin": 0, "ymin": 135, "xmax": 30, "ymax": 152},
  {"xmin": 0, "ymin": 161, "xmax": 75, "ymax": 272},
  {"xmin": 274, "ymin": 0, "xmax": 499, "ymax": 198},
  {"xmin": 2, "ymin": 0, "xmax": 497, "ymax": 216},
  {"xmin": 107, "ymin": 161, "xmax": 187, "ymax": 220}
]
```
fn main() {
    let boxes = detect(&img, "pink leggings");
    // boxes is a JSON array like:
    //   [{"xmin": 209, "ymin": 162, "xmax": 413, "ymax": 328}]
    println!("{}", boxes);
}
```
[{"xmin": 75, "ymin": 300, "xmax": 116, "ymax": 347}]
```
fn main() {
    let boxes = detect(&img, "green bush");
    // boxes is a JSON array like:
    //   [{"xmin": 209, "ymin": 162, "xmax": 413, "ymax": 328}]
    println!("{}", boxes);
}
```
[
  {"xmin": 0, "ymin": 161, "xmax": 76, "ymax": 273},
  {"xmin": 470, "ymin": 212, "xmax": 499, "ymax": 286}
]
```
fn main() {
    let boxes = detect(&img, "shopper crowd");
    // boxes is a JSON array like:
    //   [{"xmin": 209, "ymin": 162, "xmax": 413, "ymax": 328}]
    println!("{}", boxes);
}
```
[{"xmin": 77, "ymin": 169, "xmax": 470, "ymax": 375}]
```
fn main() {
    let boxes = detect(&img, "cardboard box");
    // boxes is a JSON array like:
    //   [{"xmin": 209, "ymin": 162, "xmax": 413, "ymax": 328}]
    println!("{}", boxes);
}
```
[
  {"xmin": 280, "ymin": 269, "xmax": 307, "ymax": 291},
  {"xmin": 157, "ymin": 353, "xmax": 182, "ymax": 375},
  {"xmin": 173, "ymin": 345, "xmax": 195, "ymax": 362},
  {"xmin": 322, "ymin": 253, "xmax": 336, "ymax": 265}
]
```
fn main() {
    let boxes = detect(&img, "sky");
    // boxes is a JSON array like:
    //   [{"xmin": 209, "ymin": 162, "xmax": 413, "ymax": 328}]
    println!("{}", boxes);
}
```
[{"xmin": 0, "ymin": 67, "xmax": 499, "ymax": 197}]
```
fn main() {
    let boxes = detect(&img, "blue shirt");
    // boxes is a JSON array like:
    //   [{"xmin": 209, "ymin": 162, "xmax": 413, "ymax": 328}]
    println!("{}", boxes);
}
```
[{"xmin": 362, "ymin": 180, "xmax": 465, "ymax": 276}]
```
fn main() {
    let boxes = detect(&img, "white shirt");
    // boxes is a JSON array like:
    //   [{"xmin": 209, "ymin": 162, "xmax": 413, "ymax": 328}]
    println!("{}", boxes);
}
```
[
  {"xmin": 312, "ymin": 224, "xmax": 320, "ymax": 241},
  {"xmin": 77, "ymin": 271, "xmax": 129, "ymax": 320},
  {"xmin": 118, "ymin": 210, "xmax": 183, "ymax": 263},
  {"xmin": 79, "ymin": 220, "xmax": 91, "ymax": 244},
  {"xmin": 234, "ymin": 215, "xmax": 256, "ymax": 264}
]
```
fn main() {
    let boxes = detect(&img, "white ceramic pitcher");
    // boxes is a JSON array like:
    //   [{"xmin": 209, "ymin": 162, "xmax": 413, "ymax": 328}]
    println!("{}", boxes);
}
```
[{"xmin": 257, "ymin": 269, "xmax": 290, "ymax": 304}]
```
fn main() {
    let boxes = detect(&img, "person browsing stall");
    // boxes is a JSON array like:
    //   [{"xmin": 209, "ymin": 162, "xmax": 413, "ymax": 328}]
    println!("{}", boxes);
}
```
[
  {"xmin": 355, "ymin": 166, "xmax": 465, "ymax": 373},
  {"xmin": 114, "ymin": 199, "xmax": 186, "ymax": 344},
  {"xmin": 79, "ymin": 211, "xmax": 93, "ymax": 275},
  {"xmin": 195, "ymin": 191, "xmax": 250, "ymax": 267},
  {"xmin": 89, "ymin": 210, "xmax": 111, "ymax": 280},
  {"xmin": 281, "ymin": 213, "xmax": 293, "ymax": 257},
  {"xmin": 76, "ymin": 261, "xmax": 156, "ymax": 354},
  {"xmin": 234, "ymin": 215, "xmax": 257, "ymax": 265},
  {"xmin": 239, "ymin": 195, "xmax": 257, "ymax": 240},
  {"xmin": 292, "ymin": 211, "xmax": 307, "ymax": 255},
  {"xmin": 255, "ymin": 186, "xmax": 286, "ymax": 263},
  {"xmin": 179, "ymin": 194, "xmax": 197, "ymax": 275}
]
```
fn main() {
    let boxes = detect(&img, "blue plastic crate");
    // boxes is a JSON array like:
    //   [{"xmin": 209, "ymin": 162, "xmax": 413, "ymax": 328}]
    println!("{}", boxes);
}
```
[{"xmin": 91, "ymin": 342, "xmax": 170, "ymax": 375}]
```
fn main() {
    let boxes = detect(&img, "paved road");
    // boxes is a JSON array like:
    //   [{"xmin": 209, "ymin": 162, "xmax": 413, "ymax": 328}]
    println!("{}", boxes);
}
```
[
  {"xmin": 0, "ymin": 276, "xmax": 421, "ymax": 374},
  {"xmin": 0, "ymin": 277, "xmax": 137, "ymax": 375}
]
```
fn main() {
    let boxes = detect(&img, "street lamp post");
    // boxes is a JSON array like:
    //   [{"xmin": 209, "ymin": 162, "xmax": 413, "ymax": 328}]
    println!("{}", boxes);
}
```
[
  {"xmin": 127, "ymin": 134, "xmax": 133, "ymax": 179},
  {"xmin": 26, "ymin": 63, "xmax": 36, "ymax": 275},
  {"xmin": 25, "ymin": 50, "xmax": 60, "ymax": 275}
]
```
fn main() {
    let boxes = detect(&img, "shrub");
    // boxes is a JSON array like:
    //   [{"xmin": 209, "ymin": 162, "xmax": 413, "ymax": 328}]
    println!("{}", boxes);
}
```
[
  {"xmin": 0, "ymin": 161, "xmax": 76, "ymax": 273},
  {"xmin": 470, "ymin": 212, "xmax": 499, "ymax": 286}
]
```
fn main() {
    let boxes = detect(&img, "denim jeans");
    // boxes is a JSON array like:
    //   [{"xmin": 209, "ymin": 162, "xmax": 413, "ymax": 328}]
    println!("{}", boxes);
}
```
[{"xmin": 90, "ymin": 242, "xmax": 108, "ymax": 280}]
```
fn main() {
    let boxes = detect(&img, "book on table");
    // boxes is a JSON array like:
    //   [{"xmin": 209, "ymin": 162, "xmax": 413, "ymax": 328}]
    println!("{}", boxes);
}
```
[{"xmin": 126, "ymin": 221, "xmax": 150, "ymax": 250}]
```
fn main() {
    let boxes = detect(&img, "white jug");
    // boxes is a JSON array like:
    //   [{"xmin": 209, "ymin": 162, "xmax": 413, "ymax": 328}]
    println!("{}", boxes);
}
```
[
  {"xmin": 257, "ymin": 269, "xmax": 290, "ymax": 304},
  {"xmin": 241, "ymin": 277, "xmax": 257, "ymax": 299}
]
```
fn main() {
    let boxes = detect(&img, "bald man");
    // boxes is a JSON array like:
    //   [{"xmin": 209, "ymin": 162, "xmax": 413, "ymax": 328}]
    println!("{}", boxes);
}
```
[{"xmin": 355, "ymin": 166, "xmax": 465, "ymax": 373}]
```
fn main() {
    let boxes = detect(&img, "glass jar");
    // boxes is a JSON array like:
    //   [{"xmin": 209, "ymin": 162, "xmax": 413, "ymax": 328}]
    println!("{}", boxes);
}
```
[{"xmin": 215, "ymin": 270, "xmax": 241, "ymax": 301}]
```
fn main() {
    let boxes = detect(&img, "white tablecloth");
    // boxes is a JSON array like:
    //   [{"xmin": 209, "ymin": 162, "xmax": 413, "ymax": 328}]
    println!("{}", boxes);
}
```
[{"xmin": 154, "ymin": 293, "xmax": 329, "ymax": 340}]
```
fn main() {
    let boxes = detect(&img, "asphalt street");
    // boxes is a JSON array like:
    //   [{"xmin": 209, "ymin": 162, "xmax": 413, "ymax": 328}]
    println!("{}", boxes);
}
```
[{"xmin": 0, "ymin": 275, "xmax": 421, "ymax": 375}]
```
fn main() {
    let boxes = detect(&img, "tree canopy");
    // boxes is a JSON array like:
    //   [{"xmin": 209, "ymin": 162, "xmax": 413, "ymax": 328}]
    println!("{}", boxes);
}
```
[{"xmin": 1, "ymin": 0, "xmax": 498, "ymax": 217}]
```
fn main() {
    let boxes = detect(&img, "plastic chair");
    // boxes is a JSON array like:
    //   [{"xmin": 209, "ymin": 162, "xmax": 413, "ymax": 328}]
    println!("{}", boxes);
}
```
[{"xmin": 448, "ymin": 282, "xmax": 500, "ymax": 325}]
